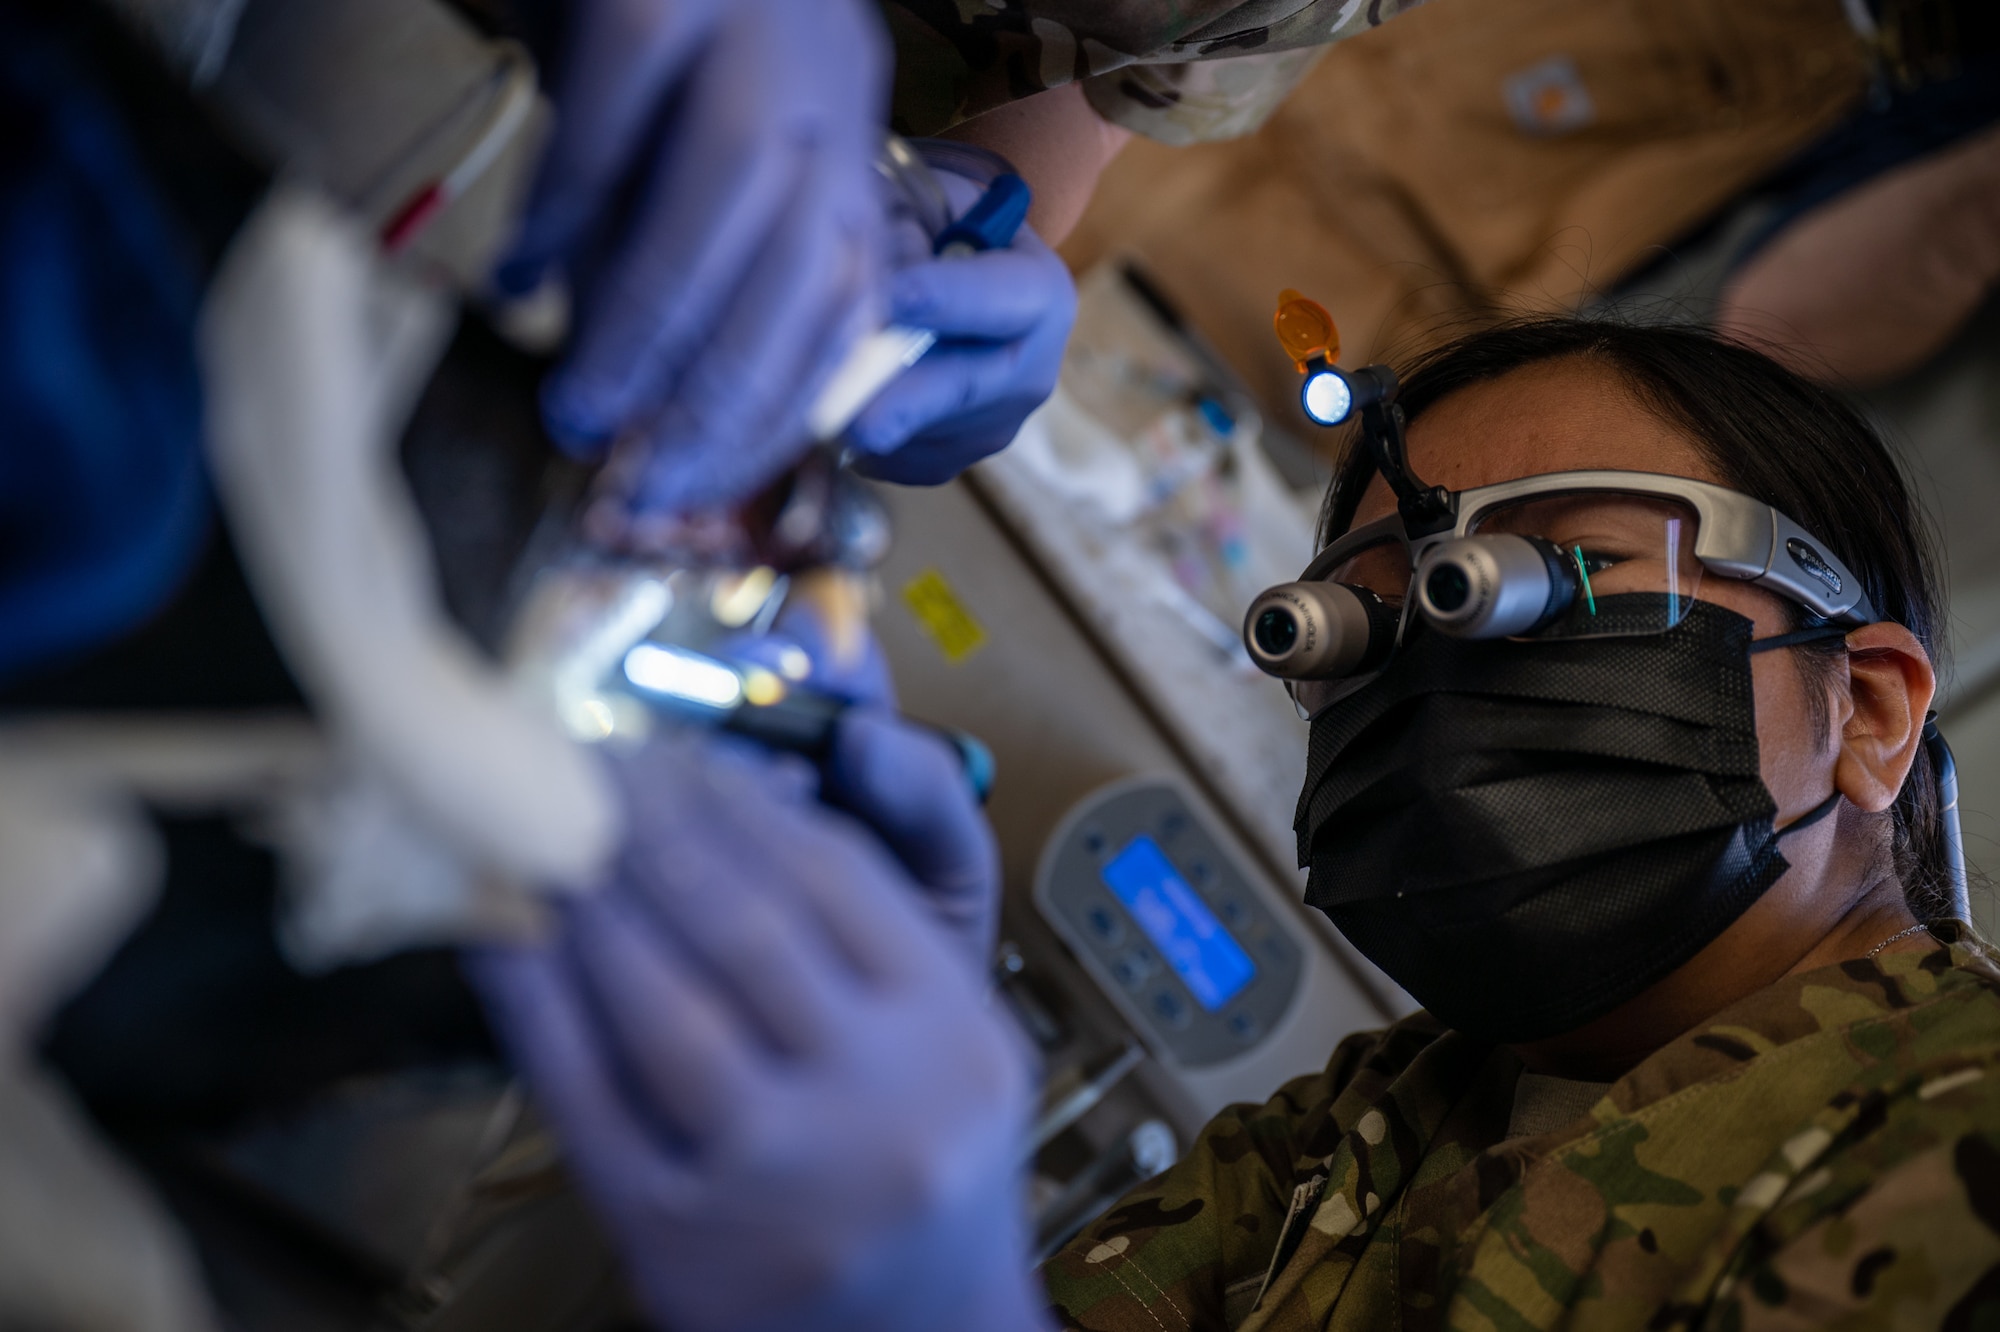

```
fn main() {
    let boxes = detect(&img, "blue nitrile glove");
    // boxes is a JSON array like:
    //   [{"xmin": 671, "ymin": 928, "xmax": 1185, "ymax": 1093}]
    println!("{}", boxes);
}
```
[
  {"xmin": 498, "ymin": 0, "xmax": 889, "ymax": 519},
  {"xmin": 726, "ymin": 606, "xmax": 1000, "ymax": 962},
  {"xmin": 466, "ymin": 739, "xmax": 1051, "ymax": 1332},
  {"xmin": 844, "ymin": 150, "xmax": 1076, "ymax": 485}
]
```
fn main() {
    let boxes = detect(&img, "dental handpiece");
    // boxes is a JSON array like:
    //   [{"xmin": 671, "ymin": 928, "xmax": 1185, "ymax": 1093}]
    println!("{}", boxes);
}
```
[{"xmin": 620, "ymin": 641, "xmax": 995, "ymax": 802}]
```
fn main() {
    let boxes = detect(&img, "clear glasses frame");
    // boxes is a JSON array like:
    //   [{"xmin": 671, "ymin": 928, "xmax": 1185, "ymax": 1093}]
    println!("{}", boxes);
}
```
[{"xmin": 1284, "ymin": 469, "xmax": 1877, "ymax": 717}]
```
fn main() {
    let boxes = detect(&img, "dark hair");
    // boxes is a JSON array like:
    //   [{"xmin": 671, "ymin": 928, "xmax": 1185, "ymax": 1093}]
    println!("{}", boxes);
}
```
[{"xmin": 1319, "ymin": 318, "xmax": 1953, "ymax": 918}]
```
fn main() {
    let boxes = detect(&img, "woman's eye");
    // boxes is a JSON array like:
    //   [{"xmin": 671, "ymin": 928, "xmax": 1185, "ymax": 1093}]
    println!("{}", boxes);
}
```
[{"xmin": 1560, "ymin": 544, "xmax": 1640, "ymax": 576}]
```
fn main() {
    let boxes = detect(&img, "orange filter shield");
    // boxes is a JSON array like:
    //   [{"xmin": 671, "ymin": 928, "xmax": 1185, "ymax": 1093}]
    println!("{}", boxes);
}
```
[{"xmin": 1274, "ymin": 289, "xmax": 1340, "ymax": 374}]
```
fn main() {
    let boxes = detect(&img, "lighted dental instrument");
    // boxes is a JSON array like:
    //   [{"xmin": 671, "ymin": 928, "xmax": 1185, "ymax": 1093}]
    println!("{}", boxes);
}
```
[
  {"xmin": 805, "ymin": 166, "xmax": 1034, "ymax": 440},
  {"xmin": 620, "ymin": 641, "xmax": 996, "ymax": 802},
  {"xmin": 495, "ymin": 140, "xmax": 1020, "ymax": 788}
]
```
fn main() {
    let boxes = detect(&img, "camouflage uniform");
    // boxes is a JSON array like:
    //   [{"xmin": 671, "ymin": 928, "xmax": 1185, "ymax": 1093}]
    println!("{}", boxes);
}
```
[
  {"xmin": 881, "ymin": 1, "xmax": 1429, "ymax": 145},
  {"xmin": 1043, "ymin": 921, "xmax": 2000, "ymax": 1330}
]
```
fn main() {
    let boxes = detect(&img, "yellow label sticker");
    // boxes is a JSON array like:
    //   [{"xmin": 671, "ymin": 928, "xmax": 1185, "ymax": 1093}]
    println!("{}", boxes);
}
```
[{"xmin": 901, "ymin": 568, "xmax": 986, "ymax": 663}]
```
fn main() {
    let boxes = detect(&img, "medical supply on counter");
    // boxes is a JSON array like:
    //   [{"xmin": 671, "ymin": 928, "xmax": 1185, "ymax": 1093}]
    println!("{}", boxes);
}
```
[{"xmin": 1001, "ymin": 266, "xmax": 1310, "ymax": 663}]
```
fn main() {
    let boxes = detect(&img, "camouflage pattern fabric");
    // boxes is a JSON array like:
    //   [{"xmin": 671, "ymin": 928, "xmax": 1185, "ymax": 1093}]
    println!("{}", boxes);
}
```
[
  {"xmin": 880, "ymin": 1, "xmax": 1427, "ymax": 145},
  {"xmin": 1042, "ymin": 921, "xmax": 2000, "ymax": 1330}
]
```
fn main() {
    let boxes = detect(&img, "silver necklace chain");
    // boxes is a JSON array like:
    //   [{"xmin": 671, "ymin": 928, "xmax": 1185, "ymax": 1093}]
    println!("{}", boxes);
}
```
[{"xmin": 1865, "ymin": 922, "xmax": 1932, "ymax": 959}]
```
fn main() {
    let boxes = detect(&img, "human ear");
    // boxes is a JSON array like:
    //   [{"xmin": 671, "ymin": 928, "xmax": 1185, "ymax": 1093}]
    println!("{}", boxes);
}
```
[{"xmin": 1833, "ymin": 622, "xmax": 1937, "ymax": 814}]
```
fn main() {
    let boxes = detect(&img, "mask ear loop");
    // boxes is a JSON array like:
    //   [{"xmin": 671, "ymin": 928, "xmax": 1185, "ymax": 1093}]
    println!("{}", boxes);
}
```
[
  {"xmin": 1776, "ymin": 788, "xmax": 1842, "ymax": 838},
  {"xmin": 1747, "ymin": 623, "xmax": 1851, "ymax": 654},
  {"xmin": 1750, "ymin": 622, "xmax": 1850, "ymax": 839},
  {"xmin": 1751, "ymin": 626, "xmax": 1973, "ymax": 926}
]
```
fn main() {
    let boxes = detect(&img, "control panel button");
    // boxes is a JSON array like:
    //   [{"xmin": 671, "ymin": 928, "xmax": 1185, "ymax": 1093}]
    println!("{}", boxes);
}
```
[
  {"xmin": 1112, "ymin": 950, "xmax": 1157, "ymax": 990},
  {"xmin": 1151, "ymin": 990, "xmax": 1191, "ymax": 1030},
  {"xmin": 1227, "ymin": 1010, "xmax": 1262, "ymax": 1043},
  {"xmin": 1218, "ymin": 896, "xmax": 1250, "ymax": 928},
  {"xmin": 1159, "ymin": 812, "xmax": 1188, "ymax": 840},
  {"xmin": 1086, "ymin": 905, "xmax": 1124, "ymax": 944}
]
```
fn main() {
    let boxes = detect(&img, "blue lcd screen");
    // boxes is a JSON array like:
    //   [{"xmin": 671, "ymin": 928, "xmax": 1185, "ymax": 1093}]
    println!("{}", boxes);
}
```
[{"xmin": 1098, "ymin": 835, "xmax": 1255, "ymax": 1011}]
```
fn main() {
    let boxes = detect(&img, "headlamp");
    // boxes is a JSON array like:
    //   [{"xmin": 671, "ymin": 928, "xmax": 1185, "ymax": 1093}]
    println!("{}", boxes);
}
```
[{"xmin": 1301, "ymin": 365, "xmax": 1353, "ymax": 426}]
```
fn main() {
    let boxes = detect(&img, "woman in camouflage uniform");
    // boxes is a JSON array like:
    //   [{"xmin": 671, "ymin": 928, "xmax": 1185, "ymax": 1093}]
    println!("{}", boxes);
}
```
[{"xmin": 1043, "ymin": 319, "xmax": 2000, "ymax": 1331}]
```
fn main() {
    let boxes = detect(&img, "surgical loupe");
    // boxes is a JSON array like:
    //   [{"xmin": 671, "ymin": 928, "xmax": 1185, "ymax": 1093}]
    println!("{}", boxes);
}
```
[
  {"xmin": 1243, "ymin": 580, "xmax": 1397, "ymax": 678},
  {"xmin": 1246, "ymin": 290, "xmax": 1879, "ymax": 683},
  {"xmin": 1413, "ymin": 534, "xmax": 1580, "ymax": 638},
  {"xmin": 1241, "ymin": 532, "xmax": 1581, "ymax": 679}
]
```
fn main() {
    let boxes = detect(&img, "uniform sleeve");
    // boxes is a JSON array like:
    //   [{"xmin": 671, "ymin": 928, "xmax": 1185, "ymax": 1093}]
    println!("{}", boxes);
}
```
[
  {"xmin": 879, "ymin": 0, "xmax": 1420, "ymax": 142},
  {"xmin": 1039, "ymin": 1035, "xmax": 1374, "ymax": 1331},
  {"xmin": 1713, "ymin": 1063, "xmax": 2000, "ymax": 1331},
  {"xmin": 1077, "ymin": 47, "xmax": 1325, "ymax": 146}
]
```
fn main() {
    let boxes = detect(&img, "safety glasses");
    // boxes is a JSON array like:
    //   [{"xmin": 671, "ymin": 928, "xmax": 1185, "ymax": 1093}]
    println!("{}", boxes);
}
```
[{"xmin": 1245, "ymin": 470, "xmax": 1876, "ymax": 719}]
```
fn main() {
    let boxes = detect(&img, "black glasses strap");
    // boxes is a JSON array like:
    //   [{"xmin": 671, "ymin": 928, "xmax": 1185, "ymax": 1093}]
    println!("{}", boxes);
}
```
[{"xmin": 1748, "ymin": 624, "xmax": 1850, "ymax": 654}]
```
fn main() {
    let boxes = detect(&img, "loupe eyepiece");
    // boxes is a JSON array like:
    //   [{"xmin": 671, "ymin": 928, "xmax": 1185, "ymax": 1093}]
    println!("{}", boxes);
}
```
[
  {"xmin": 1243, "ymin": 581, "xmax": 1397, "ymax": 679},
  {"xmin": 1414, "ymin": 535, "xmax": 1574, "ymax": 638}
]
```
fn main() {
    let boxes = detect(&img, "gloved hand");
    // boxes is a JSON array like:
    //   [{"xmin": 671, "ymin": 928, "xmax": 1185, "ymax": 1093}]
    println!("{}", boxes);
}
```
[
  {"xmin": 727, "ymin": 602, "xmax": 1000, "ymax": 962},
  {"xmin": 468, "ymin": 739, "xmax": 1050, "ymax": 1332},
  {"xmin": 498, "ymin": 0, "xmax": 889, "ymax": 520},
  {"xmin": 843, "ymin": 152, "xmax": 1076, "ymax": 485}
]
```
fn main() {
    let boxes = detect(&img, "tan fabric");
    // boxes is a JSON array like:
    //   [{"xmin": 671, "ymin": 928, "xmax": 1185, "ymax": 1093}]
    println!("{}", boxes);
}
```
[{"xmin": 1061, "ymin": 0, "xmax": 1871, "ymax": 442}]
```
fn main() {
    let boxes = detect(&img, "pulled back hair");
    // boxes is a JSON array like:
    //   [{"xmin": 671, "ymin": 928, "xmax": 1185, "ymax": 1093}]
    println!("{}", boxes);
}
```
[{"xmin": 1318, "ymin": 318, "xmax": 1953, "ymax": 919}]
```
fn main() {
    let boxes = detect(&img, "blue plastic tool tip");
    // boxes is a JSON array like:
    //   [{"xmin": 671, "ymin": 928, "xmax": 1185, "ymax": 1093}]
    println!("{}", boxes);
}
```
[{"xmin": 935, "ymin": 174, "xmax": 1033, "ymax": 255}]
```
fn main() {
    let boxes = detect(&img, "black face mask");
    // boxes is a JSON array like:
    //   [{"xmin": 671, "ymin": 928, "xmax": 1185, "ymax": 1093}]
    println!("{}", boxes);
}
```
[{"xmin": 1296, "ymin": 595, "xmax": 1839, "ymax": 1045}]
